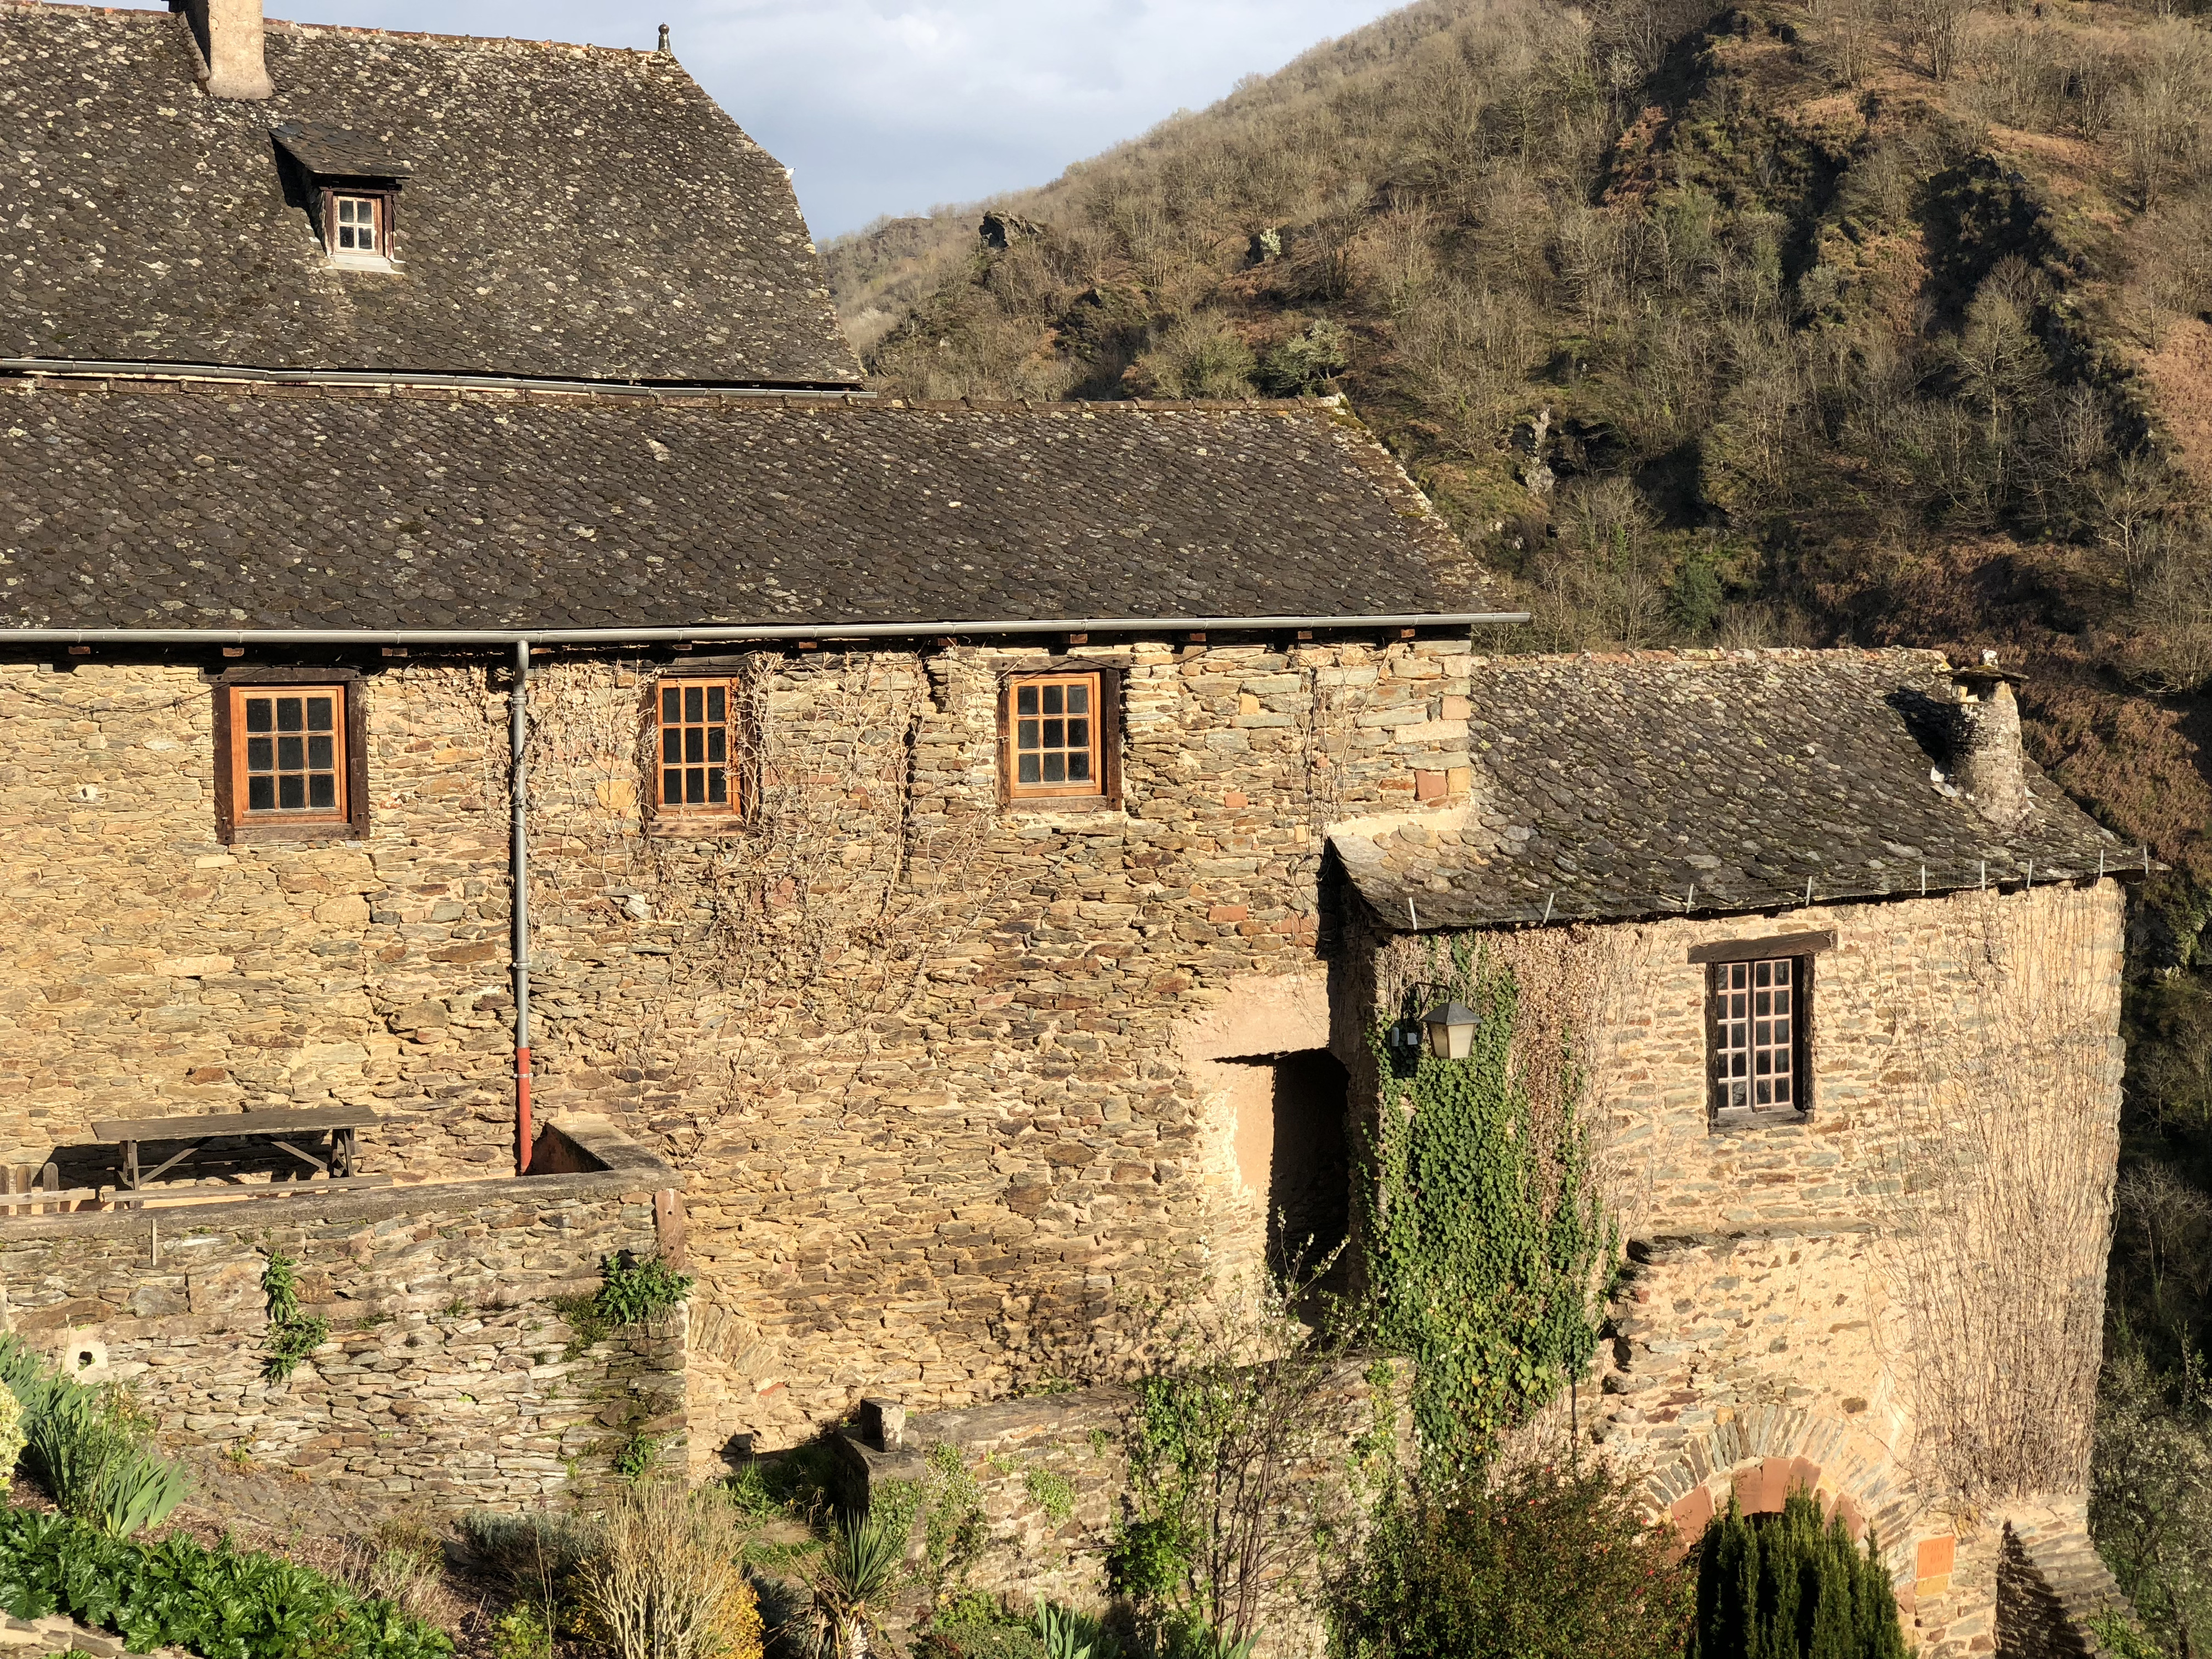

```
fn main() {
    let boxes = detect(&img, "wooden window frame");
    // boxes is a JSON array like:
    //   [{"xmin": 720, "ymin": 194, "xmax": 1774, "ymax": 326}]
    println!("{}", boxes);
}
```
[
  {"xmin": 212, "ymin": 666, "xmax": 369, "ymax": 845},
  {"xmin": 319, "ymin": 186, "xmax": 398, "ymax": 264},
  {"xmin": 1704, "ymin": 951, "xmax": 1815, "ymax": 1127},
  {"xmin": 999, "ymin": 665, "xmax": 1120, "ymax": 806},
  {"xmin": 648, "ymin": 672, "xmax": 746, "ymax": 828}
]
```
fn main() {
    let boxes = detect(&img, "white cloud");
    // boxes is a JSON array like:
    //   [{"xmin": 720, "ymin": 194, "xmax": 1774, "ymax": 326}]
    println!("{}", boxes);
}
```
[{"xmin": 257, "ymin": 0, "xmax": 1410, "ymax": 235}]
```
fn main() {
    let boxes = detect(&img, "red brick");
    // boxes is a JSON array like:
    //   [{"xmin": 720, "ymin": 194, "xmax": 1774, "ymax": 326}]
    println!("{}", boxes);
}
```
[{"xmin": 1206, "ymin": 905, "xmax": 1248, "ymax": 923}]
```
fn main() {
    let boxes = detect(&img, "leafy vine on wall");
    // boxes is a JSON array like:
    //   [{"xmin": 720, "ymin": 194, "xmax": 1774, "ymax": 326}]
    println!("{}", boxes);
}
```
[{"xmin": 1362, "ymin": 938, "xmax": 1616, "ymax": 1484}]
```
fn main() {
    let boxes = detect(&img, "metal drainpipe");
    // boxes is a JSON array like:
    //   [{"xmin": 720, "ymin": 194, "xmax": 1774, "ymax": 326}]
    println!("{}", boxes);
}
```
[{"xmin": 510, "ymin": 639, "xmax": 534, "ymax": 1175}]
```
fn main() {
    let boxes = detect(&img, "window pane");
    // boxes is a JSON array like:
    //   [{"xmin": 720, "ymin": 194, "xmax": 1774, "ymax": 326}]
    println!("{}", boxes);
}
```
[
  {"xmin": 1754, "ymin": 961, "xmax": 1771, "ymax": 987},
  {"xmin": 248, "ymin": 776, "xmax": 274, "ymax": 810},
  {"xmin": 662, "ymin": 686, "xmax": 680, "ymax": 722},
  {"xmin": 664, "ymin": 768, "xmax": 681, "ymax": 801},
  {"xmin": 686, "ymin": 769, "xmax": 705, "ymax": 804},
  {"xmin": 307, "ymin": 735, "xmax": 333, "ymax": 769},
  {"xmin": 1069, "ymin": 752, "xmax": 1091, "ymax": 781},
  {"xmin": 1018, "ymin": 754, "xmax": 1040, "ymax": 783},
  {"xmin": 1043, "ymin": 719, "xmax": 1063, "ymax": 747},
  {"xmin": 278, "ymin": 775, "xmax": 305, "ymax": 810},
  {"xmin": 277, "ymin": 736, "xmax": 304, "ymax": 769},
  {"xmin": 1067, "ymin": 684, "xmax": 1088, "ymax": 714},
  {"xmin": 247, "ymin": 737, "xmax": 273, "ymax": 771},
  {"xmin": 1017, "ymin": 686, "xmax": 1038, "ymax": 716},
  {"xmin": 1018, "ymin": 721, "xmax": 1040, "ymax": 750},
  {"xmin": 245, "ymin": 698, "xmax": 273, "ymax": 733},
  {"xmin": 306, "ymin": 697, "xmax": 333, "ymax": 731},
  {"xmin": 276, "ymin": 698, "xmax": 303, "ymax": 732},
  {"xmin": 1067, "ymin": 719, "xmax": 1088, "ymax": 748},
  {"xmin": 708, "ymin": 770, "xmax": 727, "ymax": 804},
  {"xmin": 309, "ymin": 775, "xmax": 336, "ymax": 809},
  {"xmin": 1042, "ymin": 685, "xmax": 1063, "ymax": 715},
  {"xmin": 1044, "ymin": 753, "xmax": 1065, "ymax": 782},
  {"xmin": 707, "ymin": 686, "xmax": 726, "ymax": 722},
  {"xmin": 707, "ymin": 728, "xmax": 726, "ymax": 762},
  {"xmin": 663, "ymin": 729, "xmax": 681, "ymax": 763},
  {"xmin": 685, "ymin": 728, "xmax": 705, "ymax": 763},
  {"xmin": 685, "ymin": 685, "xmax": 703, "ymax": 723}
]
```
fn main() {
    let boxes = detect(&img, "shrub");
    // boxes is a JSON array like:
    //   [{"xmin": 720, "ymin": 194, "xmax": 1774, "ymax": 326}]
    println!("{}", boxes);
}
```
[
  {"xmin": 0, "ymin": 1504, "xmax": 451, "ymax": 1658},
  {"xmin": 0, "ymin": 1381, "xmax": 23, "ymax": 1496},
  {"xmin": 790, "ymin": 1509, "xmax": 905, "ymax": 1659},
  {"xmin": 575, "ymin": 1480, "xmax": 760, "ymax": 1659},
  {"xmin": 1686, "ymin": 1489, "xmax": 1907, "ymax": 1659},
  {"xmin": 1331, "ymin": 1462, "xmax": 1694, "ymax": 1659},
  {"xmin": 0, "ymin": 1338, "xmax": 189, "ymax": 1539},
  {"xmin": 557, "ymin": 1253, "xmax": 695, "ymax": 1349}
]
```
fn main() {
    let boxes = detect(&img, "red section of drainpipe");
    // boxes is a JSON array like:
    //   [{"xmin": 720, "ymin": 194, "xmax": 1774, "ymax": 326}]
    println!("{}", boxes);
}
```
[{"xmin": 516, "ymin": 1046, "xmax": 534, "ymax": 1174}]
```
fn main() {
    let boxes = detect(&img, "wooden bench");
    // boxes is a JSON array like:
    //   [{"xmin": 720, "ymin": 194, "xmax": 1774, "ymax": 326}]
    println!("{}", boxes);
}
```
[{"xmin": 88, "ymin": 1105, "xmax": 383, "ymax": 1192}]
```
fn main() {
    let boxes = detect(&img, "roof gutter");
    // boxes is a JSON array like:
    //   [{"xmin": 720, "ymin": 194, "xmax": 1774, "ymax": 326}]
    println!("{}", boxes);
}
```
[
  {"xmin": 0, "ymin": 612, "xmax": 1531, "ymax": 648},
  {"xmin": 2, "ymin": 359, "xmax": 874, "ymax": 401}
]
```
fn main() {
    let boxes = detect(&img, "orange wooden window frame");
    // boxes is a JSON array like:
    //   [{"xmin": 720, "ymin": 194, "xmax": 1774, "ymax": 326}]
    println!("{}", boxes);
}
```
[
  {"xmin": 321, "ymin": 188, "xmax": 394, "ymax": 258},
  {"xmin": 1005, "ymin": 671, "xmax": 1105, "ymax": 799},
  {"xmin": 227, "ymin": 684, "xmax": 349, "ymax": 826},
  {"xmin": 653, "ymin": 676, "xmax": 741, "ymax": 816}
]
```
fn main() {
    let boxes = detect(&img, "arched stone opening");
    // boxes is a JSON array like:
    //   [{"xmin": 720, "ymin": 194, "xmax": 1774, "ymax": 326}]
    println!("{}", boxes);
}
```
[{"xmin": 1641, "ymin": 1408, "xmax": 1931, "ymax": 1585}]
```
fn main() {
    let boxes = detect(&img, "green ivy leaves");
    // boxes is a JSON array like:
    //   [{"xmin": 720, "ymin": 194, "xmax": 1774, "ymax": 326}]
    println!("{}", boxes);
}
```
[{"xmin": 1364, "ymin": 944, "xmax": 1616, "ymax": 1485}]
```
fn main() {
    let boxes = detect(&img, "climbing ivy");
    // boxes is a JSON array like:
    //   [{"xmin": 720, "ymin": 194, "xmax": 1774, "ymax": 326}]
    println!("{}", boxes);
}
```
[{"xmin": 1363, "ymin": 940, "xmax": 1615, "ymax": 1484}]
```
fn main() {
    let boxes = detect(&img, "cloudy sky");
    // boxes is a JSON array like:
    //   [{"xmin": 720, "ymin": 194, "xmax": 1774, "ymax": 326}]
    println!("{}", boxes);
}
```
[{"xmin": 253, "ymin": 0, "xmax": 1409, "ymax": 238}]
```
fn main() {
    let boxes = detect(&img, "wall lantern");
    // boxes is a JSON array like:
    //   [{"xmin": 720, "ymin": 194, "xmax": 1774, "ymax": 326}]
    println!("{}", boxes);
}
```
[{"xmin": 1422, "ymin": 999, "xmax": 1480, "ymax": 1061}]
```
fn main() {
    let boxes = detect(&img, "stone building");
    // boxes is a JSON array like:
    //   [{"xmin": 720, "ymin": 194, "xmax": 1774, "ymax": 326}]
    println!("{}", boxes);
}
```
[{"xmin": 0, "ymin": 1, "xmax": 2141, "ymax": 1651}]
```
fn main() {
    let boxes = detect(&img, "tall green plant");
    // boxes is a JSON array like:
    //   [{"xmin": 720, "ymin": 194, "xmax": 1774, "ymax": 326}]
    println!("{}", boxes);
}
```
[
  {"xmin": 1687, "ymin": 1490, "xmax": 1908, "ymax": 1659},
  {"xmin": 0, "ymin": 1338, "xmax": 189, "ymax": 1540},
  {"xmin": 1363, "ymin": 943, "xmax": 1614, "ymax": 1483}
]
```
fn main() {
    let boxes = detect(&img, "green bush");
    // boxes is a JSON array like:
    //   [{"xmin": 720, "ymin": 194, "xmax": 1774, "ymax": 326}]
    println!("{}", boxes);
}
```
[
  {"xmin": 0, "ymin": 1337, "xmax": 188, "ymax": 1539},
  {"xmin": 1687, "ymin": 1489, "xmax": 1908, "ymax": 1659},
  {"xmin": 556, "ymin": 1253, "xmax": 694, "ymax": 1349},
  {"xmin": 0, "ymin": 1505, "xmax": 451, "ymax": 1658},
  {"xmin": 1331, "ymin": 1462, "xmax": 1694, "ymax": 1659}
]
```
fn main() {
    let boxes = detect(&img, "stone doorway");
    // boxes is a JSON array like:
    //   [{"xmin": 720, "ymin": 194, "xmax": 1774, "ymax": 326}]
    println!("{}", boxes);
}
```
[{"xmin": 1229, "ymin": 1049, "xmax": 1351, "ymax": 1277}]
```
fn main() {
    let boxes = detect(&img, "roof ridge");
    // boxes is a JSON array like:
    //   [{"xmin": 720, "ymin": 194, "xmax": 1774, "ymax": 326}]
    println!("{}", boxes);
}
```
[
  {"xmin": 265, "ymin": 15, "xmax": 666, "ymax": 55},
  {"xmin": 1, "ymin": 3, "xmax": 669, "ymax": 56}
]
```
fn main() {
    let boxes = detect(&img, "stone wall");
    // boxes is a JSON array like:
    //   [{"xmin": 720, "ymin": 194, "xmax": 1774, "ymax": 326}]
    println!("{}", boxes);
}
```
[
  {"xmin": 0, "ymin": 1116, "xmax": 687, "ymax": 1506},
  {"xmin": 0, "ymin": 639, "xmax": 1480, "ymax": 1464}
]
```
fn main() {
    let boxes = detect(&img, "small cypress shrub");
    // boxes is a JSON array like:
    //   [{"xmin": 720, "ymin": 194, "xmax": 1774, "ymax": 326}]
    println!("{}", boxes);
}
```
[{"xmin": 1687, "ymin": 1489, "xmax": 1910, "ymax": 1659}]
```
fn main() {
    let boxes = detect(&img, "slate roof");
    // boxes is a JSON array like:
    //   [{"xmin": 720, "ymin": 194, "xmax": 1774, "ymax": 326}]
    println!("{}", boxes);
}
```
[
  {"xmin": 0, "ymin": 380, "xmax": 1499, "ymax": 630},
  {"xmin": 1331, "ymin": 650, "xmax": 2127, "ymax": 930},
  {"xmin": 0, "ymin": 3, "xmax": 858, "ymax": 387}
]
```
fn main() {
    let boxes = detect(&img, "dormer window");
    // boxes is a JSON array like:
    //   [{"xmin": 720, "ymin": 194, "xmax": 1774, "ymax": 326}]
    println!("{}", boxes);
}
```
[
  {"xmin": 271, "ymin": 122, "xmax": 409, "ymax": 272},
  {"xmin": 331, "ymin": 193, "xmax": 383, "ymax": 255}
]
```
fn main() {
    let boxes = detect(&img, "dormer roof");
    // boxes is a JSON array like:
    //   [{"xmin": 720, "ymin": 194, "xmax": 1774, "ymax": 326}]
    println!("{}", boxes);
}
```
[{"xmin": 0, "ymin": 3, "xmax": 860, "ymax": 388}]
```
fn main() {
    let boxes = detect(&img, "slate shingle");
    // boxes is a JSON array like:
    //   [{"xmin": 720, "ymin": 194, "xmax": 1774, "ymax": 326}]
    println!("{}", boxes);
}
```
[
  {"xmin": 0, "ymin": 3, "xmax": 858, "ymax": 387},
  {"xmin": 0, "ymin": 380, "xmax": 1498, "ymax": 629},
  {"xmin": 1331, "ymin": 649, "xmax": 2125, "ymax": 927}
]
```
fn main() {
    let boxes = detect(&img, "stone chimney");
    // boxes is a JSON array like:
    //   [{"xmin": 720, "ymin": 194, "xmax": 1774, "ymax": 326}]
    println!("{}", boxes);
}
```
[
  {"xmin": 1950, "ymin": 655, "xmax": 2031, "ymax": 828},
  {"xmin": 173, "ymin": 0, "xmax": 274, "ymax": 101}
]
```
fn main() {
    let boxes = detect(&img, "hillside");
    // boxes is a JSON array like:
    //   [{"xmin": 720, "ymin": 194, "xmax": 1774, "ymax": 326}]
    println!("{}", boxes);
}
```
[
  {"xmin": 831, "ymin": 1, "xmax": 2212, "ymax": 1644},
  {"xmin": 832, "ymin": 0, "xmax": 2212, "ymax": 1016}
]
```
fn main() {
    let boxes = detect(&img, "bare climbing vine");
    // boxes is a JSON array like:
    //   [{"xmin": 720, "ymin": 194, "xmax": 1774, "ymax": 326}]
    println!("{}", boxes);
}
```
[{"xmin": 1877, "ymin": 886, "xmax": 2121, "ymax": 1501}]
